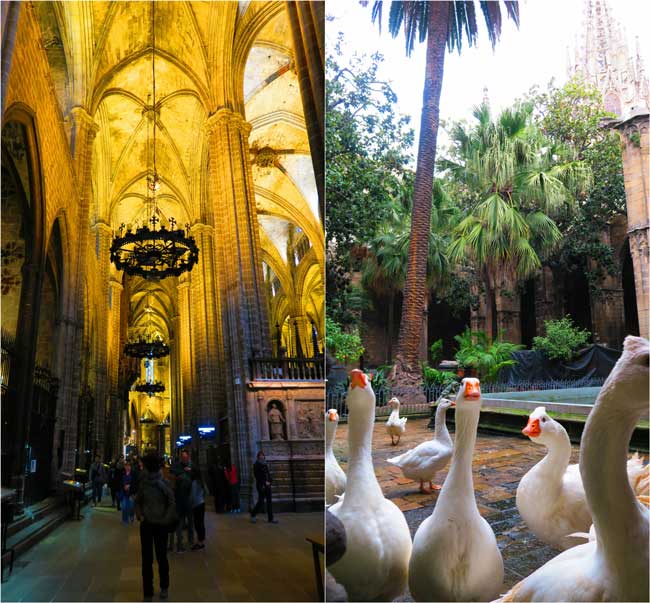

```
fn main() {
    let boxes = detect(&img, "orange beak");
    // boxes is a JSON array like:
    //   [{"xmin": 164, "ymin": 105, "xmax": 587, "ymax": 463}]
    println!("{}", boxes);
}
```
[
  {"xmin": 464, "ymin": 380, "xmax": 481, "ymax": 399},
  {"xmin": 350, "ymin": 369, "xmax": 367, "ymax": 389},
  {"xmin": 450, "ymin": 401, "xmax": 456, "ymax": 407},
  {"xmin": 523, "ymin": 418, "xmax": 541, "ymax": 438},
  {"xmin": 328, "ymin": 411, "xmax": 338, "ymax": 422}
]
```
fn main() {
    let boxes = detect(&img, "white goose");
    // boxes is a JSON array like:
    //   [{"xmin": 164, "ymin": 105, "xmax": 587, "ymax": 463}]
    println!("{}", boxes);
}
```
[
  {"xmin": 328, "ymin": 369, "xmax": 412, "ymax": 602},
  {"xmin": 387, "ymin": 398, "xmax": 454, "ymax": 493},
  {"xmin": 409, "ymin": 378, "xmax": 504, "ymax": 602},
  {"xmin": 326, "ymin": 408, "xmax": 347, "ymax": 505},
  {"xmin": 386, "ymin": 397, "xmax": 408, "ymax": 445},
  {"xmin": 517, "ymin": 406, "xmax": 647, "ymax": 550},
  {"xmin": 496, "ymin": 336, "xmax": 649, "ymax": 602}
]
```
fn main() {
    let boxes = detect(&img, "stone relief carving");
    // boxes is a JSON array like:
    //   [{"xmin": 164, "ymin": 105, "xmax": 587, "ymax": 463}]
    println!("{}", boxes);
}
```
[{"xmin": 296, "ymin": 402, "xmax": 324, "ymax": 439}]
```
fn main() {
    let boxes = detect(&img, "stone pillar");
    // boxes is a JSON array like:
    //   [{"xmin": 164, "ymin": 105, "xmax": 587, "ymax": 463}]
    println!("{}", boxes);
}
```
[
  {"xmin": 57, "ymin": 106, "xmax": 98, "ymax": 473},
  {"xmin": 177, "ymin": 277, "xmax": 192, "ymax": 437},
  {"xmin": 285, "ymin": 1, "xmax": 324, "ymax": 222},
  {"xmin": 169, "ymin": 315, "xmax": 182, "ymax": 449},
  {"xmin": 92, "ymin": 222, "xmax": 113, "ymax": 458},
  {"xmin": 610, "ymin": 112, "xmax": 650, "ymax": 337},
  {"xmin": 205, "ymin": 109, "xmax": 272, "ymax": 492},
  {"xmin": 106, "ymin": 279, "xmax": 123, "ymax": 458},
  {"xmin": 495, "ymin": 274, "xmax": 521, "ymax": 343},
  {"xmin": 188, "ymin": 224, "xmax": 225, "ymax": 464}
]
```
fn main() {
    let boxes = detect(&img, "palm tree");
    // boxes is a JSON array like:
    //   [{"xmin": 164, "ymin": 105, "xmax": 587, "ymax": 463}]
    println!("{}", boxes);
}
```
[
  {"xmin": 372, "ymin": 0, "xmax": 520, "ymax": 387},
  {"xmin": 445, "ymin": 102, "xmax": 591, "ymax": 338},
  {"xmin": 362, "ymin": 181, "xmax": 458, "ymax": 364}
]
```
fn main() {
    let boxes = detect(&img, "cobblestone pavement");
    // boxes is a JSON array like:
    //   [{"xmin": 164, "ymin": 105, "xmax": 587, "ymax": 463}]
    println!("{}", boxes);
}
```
[{"xmin": 332, "ymin": 415, "xmax": 647, "ymax": 601}]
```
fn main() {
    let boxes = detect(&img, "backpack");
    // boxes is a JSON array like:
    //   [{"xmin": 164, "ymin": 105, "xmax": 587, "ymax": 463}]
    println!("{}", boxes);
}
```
[{"xmin": 156, "ymin": 480, "xmax": 179, "ymax": 533}]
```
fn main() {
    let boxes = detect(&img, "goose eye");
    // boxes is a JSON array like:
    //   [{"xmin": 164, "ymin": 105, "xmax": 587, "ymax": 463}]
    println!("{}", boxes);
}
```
[{"xmin": 541, "ymin": 417, "xmax": 547, "ymax": 423}]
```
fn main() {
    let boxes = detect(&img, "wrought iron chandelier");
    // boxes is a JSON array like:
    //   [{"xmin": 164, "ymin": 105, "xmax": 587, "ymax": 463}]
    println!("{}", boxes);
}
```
[
  {"xmin": 123, "ymin": 297, "xmax": 170, "ymax": 359},
  {"xmin": 140, "ymin": 406, "xmax": 157, "ymax": 425},
  {"xmin": 109, "ymin": 0, "xmax": 198, "ymax": 280},
  {"xmin": 134, "ymin": 379, "xmax": 165, "ymax": 397}
]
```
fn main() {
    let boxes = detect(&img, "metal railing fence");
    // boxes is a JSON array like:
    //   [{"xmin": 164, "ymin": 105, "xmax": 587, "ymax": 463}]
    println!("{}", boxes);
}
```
[{"xmin": 326, "ymin": 377, "xmax": 606, "ymax": 419}]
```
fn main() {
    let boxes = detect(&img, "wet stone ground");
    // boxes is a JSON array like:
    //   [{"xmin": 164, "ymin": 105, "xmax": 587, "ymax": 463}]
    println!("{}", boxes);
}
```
[{"xmin": 332, "ymin": 415, "xmax": 647, "ymax": 601}]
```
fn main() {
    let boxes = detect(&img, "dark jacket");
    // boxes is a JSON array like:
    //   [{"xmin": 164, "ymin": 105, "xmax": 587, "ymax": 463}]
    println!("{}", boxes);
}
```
[
  {"xmin": 90, "ymin": 462, "xmax": 106, "ymax": 484},
  {"xmin": 253, "ymin": 460, "xmax": 272, "ymax": 490},
  {"xmin": 121, "ymin": 472, "xmax": 134, "ymax": 497},
  {"xmin": 135, "ymin": 470, "xmax": 176, "ymax": 526},
  {"xmin": 171, "ymin": 461, "xmax": 192, "ymax": 513}
]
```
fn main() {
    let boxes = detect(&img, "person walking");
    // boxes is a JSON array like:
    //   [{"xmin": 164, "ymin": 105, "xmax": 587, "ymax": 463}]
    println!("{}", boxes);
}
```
[
  {"xmin": 162, "ymin": 459, "xmax": 176, "ymax": 552},
  {"xmin": 121, "ymin": 461, "xmax": 136, "ymax": 524},
  {"xmin": 114, "ymin": 455, "xmax": 125, "ymax": 511},
  {"xmin": 171, "ymin": 449, "xmax": 194, "ymax": 552},
  {"xmin": 250, "ymin": 451, "xmax": 278, "ymax": 524},
  {"xmin": 224, "ymin": 462, "xmax": 240, "ymax": 513},
  {"xmin": 190, "ymin": 466, "xmax": 206, "ymax": 551},
  {"xmin": 135, "ymin": 452, "xmax": 176, "ymax": 602},
  {"xmin": 90, "ymin": 455, "xmax": 106, "ymax": 507}
]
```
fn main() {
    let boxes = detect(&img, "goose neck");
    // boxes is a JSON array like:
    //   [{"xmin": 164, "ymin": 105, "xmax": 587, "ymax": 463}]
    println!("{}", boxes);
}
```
[
  {"xmin": 581, "ymin": 401, "xmax": 644, "ymax": 563},
  {"xmin": 325, "ymin": 421, "xmax": 336, "ymax": 453},
  {"xmin": 536, "ymin": 429, "xmax": 572, "ymax": 480},
  {"xmin": 440, "ymin": 403, "xmax": 480, "ymax": 503},
  {"xmin": 346, "ymin": 402, "xmax": 382, "ymax": 499},
  {"xmin": 433, "ymin": 405, "xmax": 451, "ymax": 446}
]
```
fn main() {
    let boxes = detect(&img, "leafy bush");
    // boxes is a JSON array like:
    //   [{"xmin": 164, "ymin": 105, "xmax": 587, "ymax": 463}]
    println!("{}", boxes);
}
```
[
  {"xmin": 326, "ymin": 316, "xmax": 365, "ymax": 364},
  {"xmin": 422, "ymin": 366, "xmax": 459, "ymax": 388},
  {"xmin": 369, "ymin": 364, "xmax": 391, "ymax": 390},
  {"xmin": 454, "ymin": 329, "xmax": 523, "ymax": 382},
  {"xmin": 533, "ymin": 317, "xmax": 591, "ymax": 361},
  {"xmin": 429, "ymin": 339, "xmax": 444, "ymax": 367}
]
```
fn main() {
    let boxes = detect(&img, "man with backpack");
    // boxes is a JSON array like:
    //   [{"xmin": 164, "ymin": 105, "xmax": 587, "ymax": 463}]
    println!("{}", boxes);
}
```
[{"xmin": 135, "ymin": 452, "xmax": 176, "ymax": 602}]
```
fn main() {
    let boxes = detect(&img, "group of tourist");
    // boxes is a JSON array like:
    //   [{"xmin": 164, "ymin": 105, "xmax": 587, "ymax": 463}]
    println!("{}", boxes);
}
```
[{"xmin": 87, "ymin": 448, "xmax": 278, "ymax": 600}]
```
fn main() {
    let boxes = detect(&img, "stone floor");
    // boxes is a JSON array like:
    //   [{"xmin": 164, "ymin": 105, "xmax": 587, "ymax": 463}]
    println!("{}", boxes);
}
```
[
  {"xmin": 332, "ymin": 416, "xmax": 647, "ymax": 601},
  {"xmin": 2, "ymin": 501, "xmax": 323, "ymax": 602}
]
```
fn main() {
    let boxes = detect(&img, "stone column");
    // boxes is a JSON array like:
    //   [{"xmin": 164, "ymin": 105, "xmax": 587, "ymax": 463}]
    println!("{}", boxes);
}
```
[
  {"xmin": 205, "ymin": 109, "xmax": 272, "ymax": 491},
  {"xmin": 107, "ymin": 279, "xmax": 123, "ymax": 458},
  {"xmin": 92, "ymin": 222, "xmax": 113, "ymax": 458},
  {"xmin": 495, "ymin": 274, "xmax": 521, "ymax": 343},
  {"xmin": 177, "ymin": 276, "xmax": 192, "ymax": 437},
  {"xmin": 285, "ymin": 1, "xmax": 324, "ymax": 222},
  {"xmin": 610, "ymin": 112, "xmax": 650, "ymax": 337},
  {"xmin": 169, "ymin": 314, "xmax": 182, "ymax": 449},
  {"xmin": 188, "ymin": 224, "xmax": 225, "ymax": 464},
  {"xmin": 57, "ymin": 106, "xmax": 98, "ymax": 473}
]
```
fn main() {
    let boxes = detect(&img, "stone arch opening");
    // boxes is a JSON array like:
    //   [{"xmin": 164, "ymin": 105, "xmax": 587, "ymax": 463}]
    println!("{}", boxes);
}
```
[{"xmin": 621, "ymin": 238, "xmax": 640, "ymax": 336}]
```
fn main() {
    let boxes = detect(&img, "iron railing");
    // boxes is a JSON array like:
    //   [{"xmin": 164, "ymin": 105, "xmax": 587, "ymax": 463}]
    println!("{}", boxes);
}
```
[
  {"xmin": 327, "ymin": 377, "xmax": 606, "ymax": 419},
  {"xmin": 250, "ymin": 356, "xmax": 325, "ymax": 381},
  {"xmin": 1, "ymin": 329, "xmax": 15, "ymax": 390}
]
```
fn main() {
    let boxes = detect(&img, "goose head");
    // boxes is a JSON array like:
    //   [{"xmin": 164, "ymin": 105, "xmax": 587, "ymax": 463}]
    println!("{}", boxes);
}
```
[
  {"xmin": 326, "ymin": 408, "xmax": 340, "ymax": 445},
  {"xmin": 388, "ymin": 397, "xmax": 401, "ymax": 410},
  {"xmin": 598, "ymin": 336, "xmax": 649, "ymax": 413},
  {"xmin": 347, "ymin": 369, "xmax": 376, "ymax": 411},
  {"xmin": 522, "ymin": 406, "xmax": 563, "ymax": 446},
  {"xmin": 455, "ymin": 377, "xmax": 482, "ymax": 410},
  {"xmin": 430, "ymin": 397, "xmax": 455, "ymax": 410}
]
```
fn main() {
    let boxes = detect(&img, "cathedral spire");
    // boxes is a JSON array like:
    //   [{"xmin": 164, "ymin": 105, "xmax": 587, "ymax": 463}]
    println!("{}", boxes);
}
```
[{"xmin": 570, "ymin": 0, "xmax": 649, "ymax": 117}]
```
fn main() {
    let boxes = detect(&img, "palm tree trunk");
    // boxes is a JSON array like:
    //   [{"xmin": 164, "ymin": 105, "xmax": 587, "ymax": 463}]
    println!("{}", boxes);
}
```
[
  {"xmin": 392, "ymin": 1, "xmax": 449, "ymax": 390},
  {"xmin": 387, "ymin": 291, "xmax": 395, "ymax": 363}
]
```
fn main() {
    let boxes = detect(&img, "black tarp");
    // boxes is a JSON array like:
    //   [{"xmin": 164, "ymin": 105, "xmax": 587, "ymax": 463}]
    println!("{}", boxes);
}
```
[{"xmin": 498, "ymin": 344, "xmax": 622, "ymax": 384}]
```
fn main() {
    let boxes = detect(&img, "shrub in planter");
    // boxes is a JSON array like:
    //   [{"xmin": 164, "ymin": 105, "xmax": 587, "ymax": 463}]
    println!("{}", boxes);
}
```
[
  {"xmin": 325, "ymin": 316, "xmax": 365, "ymax": 364},
  {"xmin": 533, "ymin": 316, "xmax": 591, "ymax": 361},
  {"xmin": 453, "ymin": 329, "xmax": 523, "ymax": 382}
]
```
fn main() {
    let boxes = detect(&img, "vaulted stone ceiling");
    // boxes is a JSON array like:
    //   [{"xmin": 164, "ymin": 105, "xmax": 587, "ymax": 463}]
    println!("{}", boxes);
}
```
[{"xmin": 34, "ymin": 0, "xmax": 323, "ymax": 340}]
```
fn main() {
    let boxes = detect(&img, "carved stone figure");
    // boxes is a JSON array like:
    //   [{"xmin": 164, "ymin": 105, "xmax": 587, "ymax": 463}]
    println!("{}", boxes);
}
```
[{"xmin": 267, "ymin": 403, "xmax": 286, "ymax": 440}]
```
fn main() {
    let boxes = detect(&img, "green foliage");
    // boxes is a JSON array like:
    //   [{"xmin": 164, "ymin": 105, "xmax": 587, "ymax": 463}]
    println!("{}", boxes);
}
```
[
  {"xmin": 453, "ymin": 330, "xmax": 523, "ymax": 382},
  {"xmin": 326, "ymin": 34, "xmax": 414, "ymax": 326},
  {"xmin": 325, "ymin": 316, "xmax": 365, "ymax": 364},
  {"xmin": 532, "ymin": 316, "xmax": 591, "ymax": 361},
  {"xmin": 369, "ymin": 364, "xmax": 391, "ymax": 390},
  {"xmin": 528, "ymin": 77, "xmax": 626, "ymax": 293},
  {"xmin": 422, "ymin": 366, "xmax": 459, "ymax": 388},
  {"xmin": 429, "ymin": 339, "xmax": 444, "ymax": 367},
  {"xmin": 444, "ymin": 102, "xmax": 590, "ymax": 288}
]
